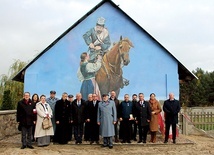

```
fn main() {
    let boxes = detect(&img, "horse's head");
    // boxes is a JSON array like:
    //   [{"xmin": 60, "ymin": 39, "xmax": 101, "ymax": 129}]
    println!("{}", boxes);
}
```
[{"xmin": 118, "ymin": 37, "xmax": 134, "ymax": 66}]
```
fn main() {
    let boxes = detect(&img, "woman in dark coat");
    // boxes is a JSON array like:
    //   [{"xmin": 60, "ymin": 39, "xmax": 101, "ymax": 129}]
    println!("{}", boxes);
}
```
[{"xmin": 31, "ymin": 93, "xmax": 39, "ymax": 142}]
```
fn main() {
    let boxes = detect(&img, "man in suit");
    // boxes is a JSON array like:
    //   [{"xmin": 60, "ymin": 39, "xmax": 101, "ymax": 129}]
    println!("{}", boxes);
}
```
[
  {"xmin": 109, "ymin": 90, "xmax": 120, "ymax": 143},
  {"xmin": 163, "ymin": 93, "xmax": 181, "ymax": 144},
  {"xmin": 134, "ymin": 93, "xmax": 151, "ymax": 143},
  {"xmin": 131, "ymin": 94, "xmax": 138, "ymax": 141},
  {"xmin": 118, "ymin": 94, "xmax": 133, "ymax": 143},
  {"xmin": 86, "ymin": 93, "xmax": 100, "ymax": 144},
  {"xmin": 97, "ymin": 94, "xmax": 117, "ymax": 149},
  {"xmin": 71, "ymin": 93, "xmax": 86, "ymax": 144},
  {"xmin": 17, "ymin": 92, "xmax": 35, "ymax": 149}
]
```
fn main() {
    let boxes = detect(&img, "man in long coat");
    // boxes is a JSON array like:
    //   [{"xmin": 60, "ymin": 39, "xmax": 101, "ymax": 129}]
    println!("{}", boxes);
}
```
[
  {"xmin": 97, "ymin": 94, "xmax": 117, "ymax": 149},
  {"xmin": 163, "ymin": 93, "xmax": 180, "ymax": 144},
  {"xmin": 86, "ymin": 93, "xmax": 100, "ymax": 144},
  {"xmin": 54, "ymin": 92, "xmax": 71, "ymax": 144}
]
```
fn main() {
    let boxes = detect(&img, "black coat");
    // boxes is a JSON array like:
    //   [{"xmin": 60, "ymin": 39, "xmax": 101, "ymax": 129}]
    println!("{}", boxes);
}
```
[
  {"xmin": 86, "ymin": 100, "xmax": 99, "ymax": 123},
  {"xmin": 16, "ymin": 99, "xmax": 35, "ymax": 126},
  {"xmin": 134, "ymin": 100, "xmax": 151, "ymax": 126},
  {"xmin": 71, "ymin": 99, "xmax": 86, "ymax": 124},
  {"xmin": 55, "ymin": 99, "xmax": 71, "ymax": 122},
  {"xmin": 163, "ymin": 99, "xmax": 180, "ymax": 124},
  {"xmin": 54, "ymin": 99, "xmax": 71, "ymax": 144}
]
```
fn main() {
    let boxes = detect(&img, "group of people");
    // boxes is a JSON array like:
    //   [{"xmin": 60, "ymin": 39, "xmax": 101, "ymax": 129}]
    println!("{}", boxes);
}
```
[{"xmin": 16, "ymin": 90, "xmax": 180, "ymax": 149}]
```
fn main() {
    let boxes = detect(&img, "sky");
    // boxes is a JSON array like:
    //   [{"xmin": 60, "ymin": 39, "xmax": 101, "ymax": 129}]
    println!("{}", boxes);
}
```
[{"xmin": 0, "ymin": 0, "xmax": 214, "ymax": 77}]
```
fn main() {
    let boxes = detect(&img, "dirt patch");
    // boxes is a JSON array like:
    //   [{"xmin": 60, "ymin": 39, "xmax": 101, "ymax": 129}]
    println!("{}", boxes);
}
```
[{"xmin": 0, "ymin": 134, "xmax": 214, "ymax": 155}]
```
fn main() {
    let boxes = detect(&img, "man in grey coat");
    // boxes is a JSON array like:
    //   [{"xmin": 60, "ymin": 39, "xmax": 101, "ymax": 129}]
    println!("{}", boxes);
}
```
[{"xmin": 97, "ymin": 94, "xmax": 117, "ymax": 149}]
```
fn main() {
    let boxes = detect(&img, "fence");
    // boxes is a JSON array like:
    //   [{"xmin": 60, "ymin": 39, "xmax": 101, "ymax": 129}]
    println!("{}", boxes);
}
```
[
  {"xmin": 187, "ymin": 112, "xmax": 214, "ymax": 131},
  {"xmin": 180, "ymin": 110, "xmax": 214, "ymax": 135}
]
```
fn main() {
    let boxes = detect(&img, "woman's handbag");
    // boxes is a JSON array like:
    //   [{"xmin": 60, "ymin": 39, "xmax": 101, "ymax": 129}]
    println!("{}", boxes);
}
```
[{"xmin": 42, "ymin": 118, "xmax": 52, "ymax": 129}]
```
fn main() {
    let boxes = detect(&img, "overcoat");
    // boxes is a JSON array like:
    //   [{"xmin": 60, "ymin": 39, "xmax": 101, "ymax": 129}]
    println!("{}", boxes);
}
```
[
  {"xmin": 163, "ymin": 99, "xmax": 180, "ymax": 124},
  {"xmin": 16, "ymin": 99, "xmax": 35, "ymax": 127},
  {"xmin": 34, "ymin": 102, "xmax": 54, "ymax": 138},
  {"xmin": 134, "ymin": 100, "xmax": 151, "ymax": 126},
  {"xmin": 97, "ymin": 100, "xmax": 117, "ymax": 137},
  {"xmin": 149, "ymin": 99, "xmax": 162, "ymax": 131}
]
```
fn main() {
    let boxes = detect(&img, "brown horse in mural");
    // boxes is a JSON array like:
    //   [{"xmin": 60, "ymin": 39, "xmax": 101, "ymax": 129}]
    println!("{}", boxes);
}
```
[{"xmin": 95, "ymin": 36, "xmax": 134, "ymax": 97}]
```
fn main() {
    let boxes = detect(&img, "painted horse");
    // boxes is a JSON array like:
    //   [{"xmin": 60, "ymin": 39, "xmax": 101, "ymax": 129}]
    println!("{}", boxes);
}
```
[{"xmin": 95, "ymin": 36, "xmax": 134, "ymax": 97}]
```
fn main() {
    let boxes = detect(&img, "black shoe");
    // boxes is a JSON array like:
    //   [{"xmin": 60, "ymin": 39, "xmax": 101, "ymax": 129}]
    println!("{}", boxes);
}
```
[
  {"xmin": 96, "ymin": 141, "xmax": 99, "ymax": 144},
  {"xmin": 21, "ymin": 145, "xmax": 26, "ymax": 149},
  {"xmin": 101, "ymin": 144, "xmax": 107, "ymax": 147},
  {"xmin": 164, "ymin": 140, "xmax": 168, "ymax": 143},
  {"xmin": 121, "ymin": 140, "xmax": 126, "ymax": 143},
  {"xmin": 173, "ymin": 140, "xmax": 176, "ymax": 144},
  {"xmin": 143, "ymin": 141, "xmax": 146, "ymax": 143},
  {"xmin": 137, "ymin": 140, "xmax": 142, "ymax": 143},
  {"xmin": 27, "ymin": 145, "xmax": 34, "ymax": 149},
  {"xmin": 133, "ymin": 138, "xmax": 137, "ymax": 141},
  {"xmin": 109, "ymin": 146, "xmax": 113, "ymax": 149},
  {"xmin": 90, "ymin": 141, "xmax": 94, "ymax": 144},
  {"xmin": 127, "ymin": 141, "xmax": 131, "ymax": 143}
]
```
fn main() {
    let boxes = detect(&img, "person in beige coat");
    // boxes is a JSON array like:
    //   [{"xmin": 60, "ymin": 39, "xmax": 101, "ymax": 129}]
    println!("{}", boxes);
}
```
[
  {"xmin": 149, "ymin": 93, "xmax": 162, "ymax": 143},
  {"xmin": 34, "ymin": 95, "xmax": 54, "ymax": 146}
]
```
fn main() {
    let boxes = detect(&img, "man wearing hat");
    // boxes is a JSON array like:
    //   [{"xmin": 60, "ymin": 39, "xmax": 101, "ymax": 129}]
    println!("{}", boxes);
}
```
[
  {"xmin": 46, "ymin": 90, "xmax": 59, "ymax": 137},
  {"xmin": 97, "ymin": 93, "xmax": 117, "ymax": 149},
  {"xmin": 83, "ymin": 17, "xmax": 111, "ymax": 62}
]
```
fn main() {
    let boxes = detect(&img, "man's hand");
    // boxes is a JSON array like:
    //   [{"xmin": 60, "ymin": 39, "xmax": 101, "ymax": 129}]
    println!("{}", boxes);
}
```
[
  {"xmin": 119, "ymin": 118, "xmax": 123, "ymax": 121},
  {"xmin": 135, "ymin": 121, "xmax": 138, "ymax": 124},
  {"xmin": 113, "ymin": 121, "xmax": 116, "ymax": 125},
  {"xmin": 147, "ymin": 120, "xmax": 150, "ymax": 122},
  {"xmin": 89, "ymin": 43, "xmax": 95, "ymax": 49},
  {"xmin": 95, "ymin": 46, "xmax": 101, "ymax": 50},
  {"xmin": 97, "ymin": 122, "xmax": 100, "ymax": 125},
  {"xmin": 56, "ymin": 121, "xmax": 59, "ymax": 124},
  {"xmin": 71, "ymin": 120, "xmax": 73, "ymax": 123}
]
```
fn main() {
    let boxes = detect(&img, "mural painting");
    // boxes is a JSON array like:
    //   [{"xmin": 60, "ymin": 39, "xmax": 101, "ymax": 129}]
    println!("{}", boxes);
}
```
[{"xmin": 77, "ymin": 17, "xmax": 134, "ymax": 100}]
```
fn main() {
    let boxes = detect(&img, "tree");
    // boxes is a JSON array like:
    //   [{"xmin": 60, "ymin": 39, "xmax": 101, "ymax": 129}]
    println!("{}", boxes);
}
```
[
  {"xmin": 1, "ymin": 90, "xmax": 12, "ymax": 110},
  {"xmin": 180, "ymin": 68, "xmax": 214, "ymax": 107},
  {"xmin": 0, "ymin": 60, "xmax": 26, "ymax": 109}
]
